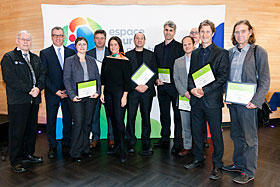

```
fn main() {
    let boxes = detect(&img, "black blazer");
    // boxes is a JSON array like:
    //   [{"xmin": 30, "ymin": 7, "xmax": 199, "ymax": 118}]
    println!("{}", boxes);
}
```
[
  {"xmin": 154, "ymin": 39, "xmax": 184, "ymax": 86},
  {"xmin": 63, "ymin": 54, "xmax": 101, "ymax": 100},
  {"xmin": 40, "ymin": 45, "xmax": 75, "ymax": 98},
  {"xmin": 1, "ymin": 48, "xmax": 45, "ymax": 105},
  {"xmin": 188, "ymin": 44, "xmax": 229, "ymax": 108},
  {"xmin": 86, "ymin": 47, "xmax": 110, "ymax": 60},
  {"xmin": 126, "ymin": 48, "xmax": 158, "ymax": 96}
]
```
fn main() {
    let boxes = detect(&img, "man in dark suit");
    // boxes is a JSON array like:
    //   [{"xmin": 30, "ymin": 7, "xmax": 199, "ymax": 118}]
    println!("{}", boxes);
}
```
[
  {"xmin": 40, "ymin": 26, "xmax": 75, "ymax": 159},
  {"xmin": 184, "ymin": 20, "xmax": 229, "ymax": 180},
  {"xmin": 1, "ymin": 30, "xmax": 45, "ymax": 172},
  {"xmin": 126, "ymin": 32, "xmax": 157, "ymax": 156},
  {"xmin": 154, "ymin": 21, "xmax": 184, "ymax": 153},
  {"xmin": 86, "ymin": 30, "xmax": 114, "ymax": 149}
]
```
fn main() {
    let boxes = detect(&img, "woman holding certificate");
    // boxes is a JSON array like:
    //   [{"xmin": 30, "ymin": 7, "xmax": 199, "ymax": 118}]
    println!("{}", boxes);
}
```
[
  {"xmin": 64, "ymin": 37, "xmax": 100, "ymax": 163},
  {"xmin": 100, "ymin": 36, "xmax": 132, "ymax": 163}
]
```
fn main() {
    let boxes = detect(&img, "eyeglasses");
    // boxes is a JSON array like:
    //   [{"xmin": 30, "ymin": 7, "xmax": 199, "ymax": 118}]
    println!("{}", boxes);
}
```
[
  {"xmin": 18, "ymin": 38, "xmax": 31, "ymax": 42},
  {"xmin": 52, "ymin": 34, "xmax": 64, "ymax": 38},
  {"xmin": 190, "ymin": 31, "xmax": 199, "ymax": 35}
]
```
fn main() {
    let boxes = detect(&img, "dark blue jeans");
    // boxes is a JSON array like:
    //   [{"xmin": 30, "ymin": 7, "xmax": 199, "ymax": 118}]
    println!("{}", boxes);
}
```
[{"xmin": 229, "ymin": 104, "xmax": 258, "ymax": 177}]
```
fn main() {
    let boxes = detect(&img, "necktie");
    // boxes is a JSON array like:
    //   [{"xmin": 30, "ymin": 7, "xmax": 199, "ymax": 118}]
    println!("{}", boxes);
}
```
[
  {"xmin": 57, "ymin": 48, "xmax": 64, "ymax": 69},
  {"xmin": 23, "ymin": 53, "xmax": 36, "ymax": 87}
]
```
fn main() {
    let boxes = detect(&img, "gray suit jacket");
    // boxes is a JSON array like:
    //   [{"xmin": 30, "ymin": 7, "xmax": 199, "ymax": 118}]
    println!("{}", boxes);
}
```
[
  {"xmin": 174, "ymin": 56, "xmax": 188, "ymax": 97},
  {"xmin": 63, "ymin": 54, "xmax": 101, "ymax": 100},
  {"xmin": 228, "ymin": 44, "xmax": 270, "ymax": 108}
]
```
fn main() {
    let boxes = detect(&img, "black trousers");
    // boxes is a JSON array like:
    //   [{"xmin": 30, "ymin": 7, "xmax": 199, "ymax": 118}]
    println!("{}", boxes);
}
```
[
  {"xmin": 104, "ymin": 90, "xmax": 126, "ymax": 155},
  {"xmin": 8, "ymin": 103, "xmax": 39, "ymax": 165},
  {"xmin": 68, "ymin": 98, "xmax": 97, "ymax": 158},
  {"xmin": 46, "ymin": 95, "xmax": 72, "ymax": 148},
  {"xmin": 126, "ymin": 91, "xmax": 153, "ymax": 147},
  {"xmin": 157, "ymin": 86, "xmax": 182, "ymax": 147},
  {"xmin": 191, "ymin": 99, "xmax": 224, "ymax": 168}
]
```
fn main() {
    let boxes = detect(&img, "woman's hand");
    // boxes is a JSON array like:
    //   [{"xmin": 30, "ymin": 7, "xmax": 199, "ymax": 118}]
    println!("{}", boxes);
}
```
[
  {"xmin": 72, "ymin": 96, "xmax": 81, "ymax": 102},
  {"xmin": 90, "ymin": 93, "xmax": 99, "ymax": 99},
  {"xmin": 121, "ymin": 95, "xmax": 127, "ymax": 107},
  {"xmin": 100, "ymin": 94, "xmax": 105, "ymax": 103}
]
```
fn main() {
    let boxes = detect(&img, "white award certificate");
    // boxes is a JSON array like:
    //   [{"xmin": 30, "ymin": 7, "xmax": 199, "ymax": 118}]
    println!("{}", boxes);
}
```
[
  {"xmin": 131, "ymin": 63, "xmax": 155, "ymax": 85},
  {"xmin": 225, "ymin": 81, "xmax": 257, "ymax": 105},
  {"xmin": 77, "ymin": 80, "xmax": 97, "ymax": 98},
  {"xmin": 158, "ymin": 68, "xmax": 171, "ymax": 83},
  {"xmin": 178, "ymin": 95, "xmax": 191, "ymax": 111},
  {"xmin": 192, "ymin": 64, "xmax": 215, "ymax": 88}
]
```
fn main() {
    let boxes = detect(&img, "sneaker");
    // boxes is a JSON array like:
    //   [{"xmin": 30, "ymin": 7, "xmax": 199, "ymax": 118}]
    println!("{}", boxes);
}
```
[
  {"xmin": 222, "ymin": 164, "xmax": 241, "ymax": 172},
  {"xmin": 209, "ymin": 167, "xmax": 222, "ymax": 180},
  {"xmin": 11, "ymin": 163, "xmax": 27, "ymax": 173},
  {"xmin": 233, "ymin": 173, "xmax": 254, "ymax": 184}
]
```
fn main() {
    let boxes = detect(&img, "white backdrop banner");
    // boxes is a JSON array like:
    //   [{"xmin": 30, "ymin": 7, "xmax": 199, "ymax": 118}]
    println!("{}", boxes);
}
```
[{"xmin": 41, "ymin": 4, "xmax": 225, "ymax": 139}]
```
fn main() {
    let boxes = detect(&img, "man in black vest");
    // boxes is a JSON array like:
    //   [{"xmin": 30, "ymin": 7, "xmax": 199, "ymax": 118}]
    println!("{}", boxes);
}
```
[
  {"xmin": 126, "ymin": 32, "xmax": 157, "ymax": 156},
  {"xmin": 1, "ymin": 30, "xmax": 45, "ymax": 172},
  {"xmin": 40, "ymin": 26, "xmax": 75, "ymax": 159},
  {"xmin": 154, "ymin": 21, "xmax": 184, "ymax": 153}
]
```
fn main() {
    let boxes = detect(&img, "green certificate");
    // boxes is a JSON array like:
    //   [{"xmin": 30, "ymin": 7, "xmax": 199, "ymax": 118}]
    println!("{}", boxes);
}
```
[
  {"xmin": 131, "ymin": 63, "xmax": 155, "ymax": 85},
  {"xmin": 192, "ymin": 64, "xmax": 215, "ymax": 88},
  {"xmin": 178, "ymin": 95, "xmax": 191, "ymax": 111},
  {"xmin": 225, "ymin": 81, "xmax": 257, "ymax": 105},
  {"xmin": 158, "ymin": 68, "xmax": 171, "ymax": 83},
  {"xmin": 77, "ymin": 80, "xmax": 97, "ymax": 98}
]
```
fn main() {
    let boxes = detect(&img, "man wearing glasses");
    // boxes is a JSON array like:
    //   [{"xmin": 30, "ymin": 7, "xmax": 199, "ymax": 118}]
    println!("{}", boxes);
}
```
[
  {"xmin": 189, "ymin": 27, "xmax": 200, "ymax": 49},
  {"xmin": 40, "ymin": 26, "xmax": 75, "ymax": 159},
  {"xmin": 1, "ymin": 30, "xmax": 45, "ymax": 172}
]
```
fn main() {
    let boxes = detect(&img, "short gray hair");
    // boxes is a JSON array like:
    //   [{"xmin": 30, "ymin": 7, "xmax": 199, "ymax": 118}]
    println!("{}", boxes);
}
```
[
  {"xmin": 51, "ymin": 26, "xmax": 64, "ymax": 35},
  {"xmin": 17, "ymin": 30, "xmax": 32, "ymax": 40},
  {"xmin": 164, "ymin": 20, "xmax": 176, "ymax": 31}
]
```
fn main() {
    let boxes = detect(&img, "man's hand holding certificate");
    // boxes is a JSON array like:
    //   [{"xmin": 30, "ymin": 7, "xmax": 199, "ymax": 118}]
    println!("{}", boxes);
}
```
[
  {"xmin": 77, "ymin": 80, "xmax": 97, "ymax": 99},
  {"xmin": 131, "ymin": 63, "xmax": 155, "ymax": 86},
  {"xmin": 158, "ymin": 68, "xmax": 171, "ymax": 83},
  {"xmin": 192, "ymin": 64, "xmax": 215, "ymax": 88},
  {"xmin": 225, "ymin": 81, "xmax": 257, "ymax": 105},
  {"xmin": 178, "ymin": 95, "xmax": 191, "ymax": 111}
]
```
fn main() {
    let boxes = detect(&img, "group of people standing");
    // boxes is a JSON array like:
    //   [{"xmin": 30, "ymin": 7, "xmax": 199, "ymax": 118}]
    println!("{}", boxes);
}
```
[{"xmin": 1, "ymin": 18, "xmax": 270, "ymax": 185}]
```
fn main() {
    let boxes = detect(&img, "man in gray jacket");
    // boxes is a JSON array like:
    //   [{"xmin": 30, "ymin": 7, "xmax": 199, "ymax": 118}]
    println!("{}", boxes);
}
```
[
  {"xmin": 223, "ymin": 20, "xmax": 270, "ymax": 184},
  {"xmin": 173, "ymin": 36, "xmax": 195, "ymax": 156}
]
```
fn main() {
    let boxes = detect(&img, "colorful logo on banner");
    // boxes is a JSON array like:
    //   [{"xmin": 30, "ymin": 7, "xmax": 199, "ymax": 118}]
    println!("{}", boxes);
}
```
[{"xmin": 62, "ymin": 17, "xmax": 102, "ymax": 51}]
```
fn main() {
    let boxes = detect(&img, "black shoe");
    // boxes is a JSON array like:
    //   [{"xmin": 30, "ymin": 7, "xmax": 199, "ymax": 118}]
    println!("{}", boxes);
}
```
[
  {"xmin": 139, "ymin": 149, "xmax": 153, "ymax": 157},
  {"xmin": 11, "ymin": 163, "xmax": 27, "ymax": 173},
  {"xmin": 209, "ymin": 167, "xmax": 222, "ymax": 180},
  {"xmin": 184, "ymin": 159, "xmax": 205, "ymax": 169},
  {"xmin": 153, "ymin": 140, "xmax": 169, "ymax": 148},
  {"xmin": 72, "ymin": 157, "xmax": 82, "ymax": 163},
  {"xmin": 82, "ymin": 152, "xmax": 93, "ymax": 158},
  {"xmin": 171, "ymin": 146, "xmax": 182, "ymax": 154},
  {"xmin": 48, "ymin": 148, "xmax": 57, "ymax": 159},
  {"xmin": 107, "ymin": 146, "xmax": 119, "ymax": 155},
  {"xmin": 204, "ymin": 142, "xmax": 209, "ymax": 148},
  {"xmin": 222, "ymin": 164, "xmax": 241, "ymax": 172},
  {"xmin": 22, "ymin": 155, "xmax": 43, "ymax": 163},
  {"xmin": 128, "ymin": 145, "xmax": 135, "ymax": 153},
  {"xmin": 233, "ymin": 173, "xmax": 254, "ymax": 184}
]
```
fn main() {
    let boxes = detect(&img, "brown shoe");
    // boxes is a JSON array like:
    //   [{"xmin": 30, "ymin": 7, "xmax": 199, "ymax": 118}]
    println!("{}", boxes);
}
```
[
  {"xmin": 108, "ymin": 140, "xmax": 114, "ymax": 149},
  {"xmin": 178, "ymin": 149, "xmax": 192, "ymax": 156},
  {"xmin": 90, "ymin": 141, "xmax": 99, "ymax": 148}
]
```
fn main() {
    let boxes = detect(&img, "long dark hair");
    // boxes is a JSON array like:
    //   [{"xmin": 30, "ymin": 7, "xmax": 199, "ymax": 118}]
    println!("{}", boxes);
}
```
[
  {"xmin": 108, "ymin": 36, "xmax": 124, "ymax": 54},
  {"xmin": 231, "ymin": 20, "xmax": 256, "ymax": 45}
]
